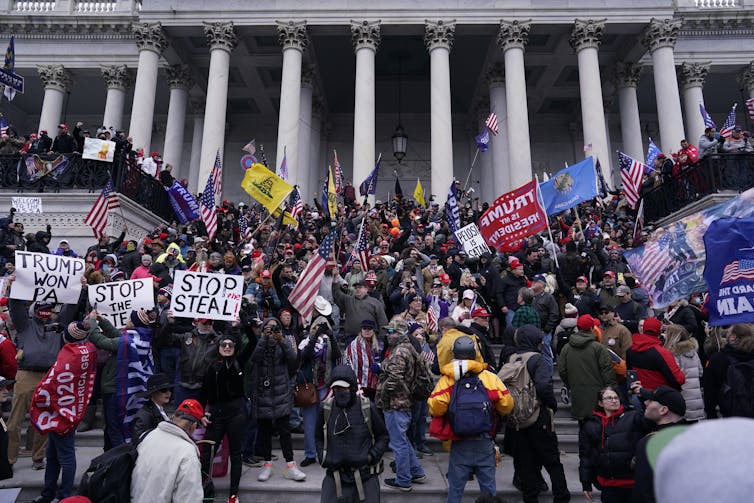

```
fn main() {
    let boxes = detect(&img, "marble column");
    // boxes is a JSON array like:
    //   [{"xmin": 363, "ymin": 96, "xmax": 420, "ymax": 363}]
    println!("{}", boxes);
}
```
[
  {"xmin": 101, "ymin": 65, "xmax": 131, "ymax": 131},
  {"xmin": 128, "ymin": 22, "xmax": 167, "ymax": 155},
  {"xmin": 425, "ymin": 20, "xmax": 455, "ymax": 204},
  {"xmin": 198, "ymin": 22, "xmax": 237, "ymax": 194},
  {"xmin": 678, "ymin": 62, "xmax": 710, "ymax": 145},
  {"xmin": 187, "ymin": 97, "xmax": 205, "ymax": 192},
  {"xmin": 498, "ymin": 20, "xmax": 533, "ymax": 188},
  {"xmin": 571, "ymin": 19, "xmax": 611, "ymax": 172},
  {"xmin": 486, "ymin": 63, "xmax": 510, "ymax": 197},
  {"xmin": 351, "ymin": 20, "xmax": 380, "ymax": 197},
  {"xmin": 162, "ymin": 64, "xmax": 192, "ymax": 177},
  {"xmin": 37, "ymin": 65, "xmax": 72, "ymax": 135},
  {"xmin": 739, "ymin": 61, "xmax": 754, "ymax": 100},
  {"xmin": 276, "ymin": 20, "xmax": 308, "ymax": 187},
  {"xmin": 642, "ymin": 18, "xmax": 685, "ymax": 153},
  {"xmin": 298, "ymin": 65, "xmax": 315, "ymax": 198},
  {"xmin": 615, "ymin": 61, "xmax": 644, "ymax": 161},
  {"xmin": 309, "ymin": 98, "xmax": 324, "ymax": 205}
]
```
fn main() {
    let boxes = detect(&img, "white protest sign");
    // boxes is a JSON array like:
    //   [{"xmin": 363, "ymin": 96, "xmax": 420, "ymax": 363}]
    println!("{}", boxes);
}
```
[
  {"xmin": 88, "ymin": 278, "xmax": 155, "ymax": 328},
  {"xmin": 82, "ymin": 137, "xmax": 116, "ymax": 163},
  {"xmin": 454, "ymin": 223, "xmax": 490, "ymax": 258},
  {"xmin": 10, "ymin": 251, "xmax": 85, "ymax": 304},
  {"xmin": 170, "ymin": 270, "xmax": 243, "ymax": 321},
  {"xmin": 11, "ymin": 197, "xmax": 42, "ymax": 214}
]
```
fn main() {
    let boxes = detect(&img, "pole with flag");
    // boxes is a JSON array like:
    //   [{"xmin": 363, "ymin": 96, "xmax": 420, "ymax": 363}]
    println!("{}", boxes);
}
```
[
  {"xmin": 327, "ymin": 165, "xmax": 337, "ymax": 218},
  {"xmin": 394, "ymin": 171, "xmax": 403, "ymax": 201},
  {"xmin": 3, "ymin": 36, "xmax": 16, "ymax": 102},
  {"xmin": 617, "ymin": 151, "xmax": 645, "ymax": 210},
  {"xmin": 699, "ymin": 103, "xmax": 717, "ymax": 130},
  {"xmin": 720, "ymin": 103, "xmax": 738, "ymax": 138},
  {"xmin": 277, "ymin": 146, "xmax": 289, "ymax": 181},
  {"xmin": 359, "ymin": 154, "xmax": 382, "ymax": 202},
  {"xmin": 84, "ymin": 177, "xmax": 120, "ymax": 238},
  {"xmin": 464, "ymin": 111, "xmax": 498, "ymax": 192},
  {"xmin": 633, "ymin": 198, "xmax": 645, "ymax": 243},
  {"xmin": 413, "ymin": 178, "xmax": 426, "ymax": 208},
  {"xmin": 333, "ymin": 150, "xmax": 343, "ymax": 195},
  {"xmin": 199, "ymin": 168, "xmax": 218, "ymax": 241},
  {"xmin": 289, "ymin": 228, "xmax": 339, "ymax": 322},
  {"xmin": 210, "ymin": 150, "xmax": 223, "ymax": 200},
  {"xmin": 645, "ymin": 138, "xmax": 661, "ymax": 173}
]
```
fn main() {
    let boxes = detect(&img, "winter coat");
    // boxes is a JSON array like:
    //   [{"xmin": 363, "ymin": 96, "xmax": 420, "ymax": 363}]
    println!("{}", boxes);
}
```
[
  {"xmin": 670, "ymin": 339, "xmax": 704, "ymax": 422},
  {"xmin": 131, "ymin": 400, "xmax": 167, "ymax": 445},
  {"xmin": 532, "ymin": 291, "xmax": 560, "ymax": 333},
  {"xmin": 158, "ymin": 328, "xmax": 221, "ymax": 389},
  {"xmin": 698, "ymin": 134, "xmax": 718, "ymax": 158},
  {"xmin": 332, "ymin": 283, "xmax": 388, "ymax": 337},
  {"xmin": 500, "ymin": 273, "xmax": 527, "ymax": 310},
  {"xmin": 435, "ymin": 326, "xmax": 486, "ymax": 371},
  {"xmin": 87, "ymin": 318, "xmax": 122, "ymax": 394},
  {"xmin": 9, "ymin": 299, "xmax": 77, "ymax": 372},
  {"xmin": 131, "ymin": 421, "xmax": 203, "ymax": 503},
  {"xmin": 27, "ymin": 231, "xmax": 50, "ymax": 254},
  {"xmin": 375, "ymin": 337, "xmax": 416, "ymax": 412},
  {"xmin": 250, "ymin": 335, "xmax": 298, "ymax": 420},
  {"xmin": 626, "ymin": 333, "xmax": 686, "ymax": 391},
  {"xmin": 703, "ymin": 335, "xmax": 754, "ymax": 418},
  {"xmin": 667, "ymin": 303, "xmax": 698, "ymax": 337},
  {"xmin": 558, "ymin": 331, "xmax": 617, "ymax": 420},
  {"xmin": 599, "ymin": 322, "xmax": 633, "ymax": 360},
  {"xmin": 512, "ymin": 325, "xmax": 558, "ymax": 413}
]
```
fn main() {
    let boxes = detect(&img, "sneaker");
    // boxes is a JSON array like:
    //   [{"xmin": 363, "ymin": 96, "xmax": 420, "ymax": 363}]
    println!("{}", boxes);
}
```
[
  {"xmin": 243, "ymin": 456, "xmax": 265, "ymax": 467},
  {"xmin": 300, "ymin": 457, "xmax": 317, "ymax": 467},
  {"xmin": 32, "ymin": 460, "xmax": 45, "ymax": 470},
  {"xmin": 416, "ymin": 445, "xmax": 434, "ymax": 456},
  {"xmin": 257, "ymin": 462, "xmax": 273, "ymax": 482},
  {"xmin": 411, "ymin": 474, "xmax": 428, "ymax": 484},
  {"xmin": 228, "ymin": 495, "xmax": 239, "ymax": 503},
  {"xmin": 284, "ymin": 463, "xmax": 306, "ymax": 482},
  {"xmin": 384, "ymin": 478, "xmax": 412, "ymax": 492}
]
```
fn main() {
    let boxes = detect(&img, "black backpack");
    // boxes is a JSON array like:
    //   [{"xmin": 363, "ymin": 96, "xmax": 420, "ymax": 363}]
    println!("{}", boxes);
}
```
[
  {"xmin": 78, "ymin": 442, "xmax": 138, "ymax": 503},
  {"xmin": 447, "ymin": 373, "xmax": 494, "ymax": 437},
  {"xmin": 721, "ymin": 359, "xmax": 754, "ymax": 418},
  {"xmin": 556, "ymin": 326, "xmax": 577, "ymax": 356}
]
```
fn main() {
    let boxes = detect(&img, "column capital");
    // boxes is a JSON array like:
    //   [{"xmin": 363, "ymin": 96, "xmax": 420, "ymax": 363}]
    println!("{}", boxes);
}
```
[
  {"xmin": 132, "ymin": 22, "xmax": 168, "ymax": 54},
  {"xmin": 614, "ymin": 61, "xmax": 643, "ymax": 88},
  {"xmin": 485, "ymin": 62, "xmax": 505, "ymax": 88},
  {"xmin": 189, "ymin": 97, "xmax": 205, "ymax": 115},
  {"xmin": 642, "ymin": 18, "xmax": 683, "ymax": 53},
  {"xmin": 166, "ymin": 64, "xmax": 193, "ymax": 90},
  {"xmin": 678, "ymin": 62, "xmax": 710, "ymax": 90},
  {"xmin": 38, "ymin": 65, "xmax": 72, "ymax": 92},
  {"xmin": 351, "ymin": 20, "xmax": 381, "ymax": 52},
  {"xmin": 737, "ymin": 61, "xmax": 754, "ymax": 91},
  {"xmin": 497, "ymin": 20, "xmax": 532, "ymax": 51},
  {"xmin": 569, "ymin": 19, "xmax": 606, "ymax": 52},
  {"xmin": 301, "ymin": 64, "xmax": 316, "ymax": 89},
  {"xmin": 276, "ymin": 20, "xmax": 308, "ymax": 52},
  {"xmin": 204, "ymin": 21, "xmax": 237, "ymax": 53},
  {"xmin": 101, "ymin": 65, "xmax": 132, "ymax": 90},
  {"xmin": 424, "ymin": 20, "xmax": 456, "ymax": 51}
]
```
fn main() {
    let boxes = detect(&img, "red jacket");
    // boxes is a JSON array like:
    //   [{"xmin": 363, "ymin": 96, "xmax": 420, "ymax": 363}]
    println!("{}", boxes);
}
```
[
  {"xmin": 625, "ymin": 333, "xmax": 685, "ymax": 390},
  {"xmin": 0, "ymin": 333, "xmax": 18, "ymax": 379}
]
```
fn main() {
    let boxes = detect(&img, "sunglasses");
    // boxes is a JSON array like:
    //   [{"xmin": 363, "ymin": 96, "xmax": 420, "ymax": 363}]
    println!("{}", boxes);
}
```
[
  {"xmin": 219, "ymin": 341, "xmax": 235, "ymax": 348},
  {"xmin": 267, "ymin": 325, "xmax": 282, "ymax": 332},
  {"xmin": 386, "ymin": 329, "xmax": 396, "ymax": 334},
  {"xmin": 158, "ymin": 388, "xmax": 172, "ymax": 393}
]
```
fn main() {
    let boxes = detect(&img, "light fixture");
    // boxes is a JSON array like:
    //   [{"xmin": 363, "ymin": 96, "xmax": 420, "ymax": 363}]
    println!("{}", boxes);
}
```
[{"xmin": 392, "ymin": 54, "xmax": 408, "ymax": 163}]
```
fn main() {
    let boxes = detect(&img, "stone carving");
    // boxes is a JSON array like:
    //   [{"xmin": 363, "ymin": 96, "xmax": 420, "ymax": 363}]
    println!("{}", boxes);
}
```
[
  {"xmin": 132, "ymin": 22, "xmax": 168, "ymax": 54},
  {"xmin": 204, "ymin": 22, "xmax": 237, "ymax": 53},
  {"xmin": 498, "ymin": 20, "xmax": 532, "ymax": 51},
  {"xmin": 678, "ymin": 62, "xmax": 710, "ymax": 89},
  {"xmin": 737, "ymin": 61, "xmax": 754, "ymax": 91},
  {"xmin": 277, "ymin": 20, "xmax": 308, "ymax": 51},
  {"xmin": 614, "ymin": 61, "xmax": 643, "ymax": 88},
  {"xmin": 486, "ymin": 62, "xmax": 505, "ymax": 87},
  {"xmin": 38, "ymin": 65, "xmax": 72, "ymax": 91},
  {"xmin": 642, "ymin": 18, "xmax": 683, "ymax": 52},
  {"xmin": 424, "ymin": 20, "xmax": 456, "ymax": 51},
  {"xmin": 351, "ymin": 20, "xmax": 381, "ymax": 51},
  {"xmin": 101, "ymin": 65, "xmax": 132, "ymax": 90},
  {"xmin": 166, "ymin": 64, "xmax": 193, "ymax": 90},
  {"xmin": 570, "ymin": 19, "xmax": 606, "ymax": 51}
]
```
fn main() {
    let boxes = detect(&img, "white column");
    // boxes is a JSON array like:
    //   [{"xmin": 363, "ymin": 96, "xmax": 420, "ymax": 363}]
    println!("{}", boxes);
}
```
[
  {"xmin": 188, "ymin": 98, "xmax": 205, "ymax": 192},
  {"xmin": 425, "ymin": 20, "xmax": 455, "ymax": 204},
  {"xmin": 309, "ymin": 98, "xmax": 324, "ymax": 206},
  {"xmin": 128, "ymin": 23, "xmax": 167, "ymax": 155},
  {"xmin": 486, "ymin": 63, "xmax": 509, "ymax": 196},
  {"xmin": 276, "ymin": 20, "xmax": 308, "ymax": 186},
  {"xmin": 101, "ymin": 65, "xmax": 131, "ymax": 131},
  {"xmin": 615, "ymin": 61, "xmax": 644, "ymax": 161},
  {"xmin": 163, "ymin": 64, "xmax": 192, "ymax": 177},
  {"xmin": 571, "ymin": 19, "xmax": 611, "ymax": 172},
  {"xmin": 741, "ymin": 62, "xmax": 754, "ymax": 100},
  {"xmin": 498, "ymin": 20, "xmax": 533, "ymax": 188},
  {"xmin": 198, "ymin": 22, "xmax": 237, "ymax": 194},
  {"xmin": 37, "ymin": 65, "xmax": 72, "ymax": 135},
  {"xmin": 351, "ymin": 20, "xmax": 380, "ymax": 194},
  {"xmin": 678, "ymin": 62, "xmax": 710, "ymax": 146},
  {"xmin": 642, "ymin": 18, "xmax": 685, "ymax": 153},
  {"xmin": 298, "ymin": 65, "xmax": 314, "ymax": 198}
]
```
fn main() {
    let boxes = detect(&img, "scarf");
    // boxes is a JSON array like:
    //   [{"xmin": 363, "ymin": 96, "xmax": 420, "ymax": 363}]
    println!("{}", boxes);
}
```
[{"xmin": 346, "ymin": 336, "xmax": 379, "ymax": 391}]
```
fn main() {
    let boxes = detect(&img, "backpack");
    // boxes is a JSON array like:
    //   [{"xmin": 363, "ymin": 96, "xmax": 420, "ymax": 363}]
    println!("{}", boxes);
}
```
[
  {"xmin": 322, "ymin": 395, "xmax": 383, "ymax": 474},
  {"xmin": 78, "ymin": 441, "xmax": 138, "ymax": 503},
  {"xmin": 409, "ymin": 347, "xmax": 435, "ymax": 402},
  {"xmin": 498, "ymin": 352, "xmax": 541, "ymax": 430},
  {"xmin": 555, "ymin": 326, "xmax": 576, "ymax": 356},
  {"xmin": 721, "ymin": 359, "xmax": 754, "ymax": 417},
  {"xmin": 447, "ymin": 372, "xmax": 494, "ymax": 437}
]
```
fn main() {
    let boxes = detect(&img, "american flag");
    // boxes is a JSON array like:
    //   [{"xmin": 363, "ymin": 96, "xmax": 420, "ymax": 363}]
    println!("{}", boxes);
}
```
[
  {"xmin": 626, "ymin": 239, "xmax": 675, "ymax": 301},
  {"xmin": 618, "ymin": 151, "xmax": 645, "ymax": 210},
  {"xmin": 242, "ymin": 139, "xmax": 256, "ymax": 155},
  {"xmin": 278, "ymin": 146, "xmax": 289, "ymax": 181},
  {"xmin": 200, "ymin": 170, "xmax": 218, "ymax": 241},
  {"xmin": 288, "ymin": 187, "xmax": 303, "ymax": 221},
  {"xmin": 239, "ymin": 213, "xmax": 252, "ymax": 240},
  {"xmin": 746, "ymin": 98, "xmax": 754, "ymax": 122},
  {"xmin": 352, "ymin": 220, "xmax": 370, "ymax": 272},
  {"xmin": 721, "ymin": 259, "xmax": 754, "ymax": 285},
  {"xmin": 484, "ymin": 112, "xmax": 499, "ymax": 136},
  {"xmin": 0, "ymin": 115, "xmax": 7, "ymax": 136},
  {"xmin": 290, "ymin": 229, "xmax": 338, "ymax": 321},
  {"xmin": 333, "ymin": 150, "xmax": 343, "ymax": 195},
  {"xmin": 699, "ymin": 103, "xmax": 717, "ymax": 130},
  {"xmin": 210, "ymin": 150, "xmax": 223, "ymax": 200},
  {"xmin": 719, "ymin": 103, "xmax": 738, "ymax": 138},
  {"xmin": 595, "ymin": 158, "xmax": 610, "ymax": 198},
  {"xmin": 426, "ymin": 305, "xmax": 438, "ymax": 333},
  {"xmin": 84, "ymin": 177, "xmax": 120, "ymax": 238}
]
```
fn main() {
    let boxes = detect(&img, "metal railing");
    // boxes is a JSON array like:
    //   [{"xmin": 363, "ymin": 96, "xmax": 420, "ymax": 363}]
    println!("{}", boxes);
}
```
[{"xmin": 642, "ymin": 153, "xmax": 754, "ymax": 223}]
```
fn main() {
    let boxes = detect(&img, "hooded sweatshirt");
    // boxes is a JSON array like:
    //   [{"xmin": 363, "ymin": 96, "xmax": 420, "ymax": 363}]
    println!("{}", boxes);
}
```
[
  {"xmin": 703, "ymin": 335, "xmax": 754, "ymax": 418},
  {"xmin": 626, "ymin": 333, "xmax": 686, "ymax": 391}
]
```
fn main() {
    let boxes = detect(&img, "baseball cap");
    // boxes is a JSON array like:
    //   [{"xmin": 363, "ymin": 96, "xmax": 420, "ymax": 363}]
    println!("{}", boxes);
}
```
[
  {"xmin": 260, "ymin": 270, "xmax": 271, "ymax": 278},
  {"xmin": 576, "ymin": 276, "xmax": 588, "ymax": 283},
  {"xmin": 616, "ymin": 285, "xmax": 631, "ymax": 297},
  {"xmin": 471, "ymin": 307, "xmax": 491, "ymax": 318},
  {"xmin": 532, "ymin": 274, "xmax": 547, "ymax": 284},
  {"xmin": 361, "ymin": 319, "xmax": 376, "ymax": 329},
  {"xmin": 509, "ymin": 257, "xmax": 523, "ymax": 269},
  {"xmin": 643, "ymin": 317, "xmax": 663, "ymax": 336},
  {"xmin": 383, "ymin": 319, "xmax": 408, "ymax": 333},
  {"xmin": 462, "ymin": 290, "xmax": 475, "ymax": 300},
  {"xmin": 639, "ymin": 385, "xmax": 686, "ymax": 417},
  {"xmin": 603, "ymin": 271, "xmax": 616, "ymax": 278},
  {"xmin": 176, "ymin": 399, "xmax": 204, "ymax": 423},
  {"xmin": 330, "ymin": 380, "xmax": 351, "ymax": 389},
  {"xmin": 577, "ymin": 314, "xmax": 599, "ymax": 331}
]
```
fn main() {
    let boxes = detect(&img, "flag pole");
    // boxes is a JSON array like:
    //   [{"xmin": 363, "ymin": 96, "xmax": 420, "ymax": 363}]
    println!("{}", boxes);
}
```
[
  {"xmin": 462, "ymin": 148, "xmax": 480, "ymax": 192},
  {"xmin": 535, "ymin": 174, "xmax": 560, "ymax": 269}
]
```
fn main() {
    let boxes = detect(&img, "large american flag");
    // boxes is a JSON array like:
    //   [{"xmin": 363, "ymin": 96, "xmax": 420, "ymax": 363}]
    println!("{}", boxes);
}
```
[
  {"xmin": 352, "ymin": 220, "xmax": 370, "ymax": 272},
  {"xmin": 84, "ymin": 177, "xmax": 120, "ymax": 238},
  {"xmin": 426, "ymin": 305, "xmax": 438, "ymax": 333},
  {"xmin": 290, "ymin": 229, "xmax": 338, "ymax": 321},
  {"xmin": 239, "ymin": 213, "xmax": 252, "ymax": 241},
  {"xmin": 721, "ymin": 259, "xmax": 754, "ymax": 285},
  {"xmin": 200, "ymin": 170, "xmax": 218, "ymax": 240},
  {"xmin": 288, "ymin": 187, "xmax": 303, "ymax": 221},
  {"xmin": 618, "ymin": 151, "xmax": 644, "ymax": 210},
  {"xmin": 485, "ymin": 112, "xmax": 499, "ymax": 136},
  {"xmin": 699, "ymin": 103, "xmax": 717, "ymax": 130},
  {"xmin": 719, "ymin": 103, "xmax": 738, "ymax": 138},
  {"xmin": 333, "ymin": 149, "xmax": 343, "ymax": 195},
  {"xmin": 210, "ymin": 151, "xmax": 223, "ymax": 200}
]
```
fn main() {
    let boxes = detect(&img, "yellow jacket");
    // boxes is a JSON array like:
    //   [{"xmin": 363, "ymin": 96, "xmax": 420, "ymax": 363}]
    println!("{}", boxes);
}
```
[{"xmin": 435, "ymin": 328, "xmax": 485, "ymax": 369}]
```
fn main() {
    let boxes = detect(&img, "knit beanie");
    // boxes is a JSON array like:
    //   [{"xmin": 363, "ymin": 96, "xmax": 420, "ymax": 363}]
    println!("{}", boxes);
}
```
[
  {"xmin": 63, "ymin": 320, "xmax": 89, "ymax": 343},
  {"xmin": 130, "ymin": 309, "xmax": 152, "ymax": 328}
]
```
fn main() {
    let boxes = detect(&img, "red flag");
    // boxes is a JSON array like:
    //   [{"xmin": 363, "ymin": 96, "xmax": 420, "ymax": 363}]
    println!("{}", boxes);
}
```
[{"xmin": 477, "ymin": 179, "xmax": 547, "ymax": 252}]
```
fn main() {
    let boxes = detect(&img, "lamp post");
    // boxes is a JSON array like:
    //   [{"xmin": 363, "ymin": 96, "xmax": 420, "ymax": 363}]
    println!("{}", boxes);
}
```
[{"xmin": 392, "ymin": 54, "xmax": 408, "ymax": 163}]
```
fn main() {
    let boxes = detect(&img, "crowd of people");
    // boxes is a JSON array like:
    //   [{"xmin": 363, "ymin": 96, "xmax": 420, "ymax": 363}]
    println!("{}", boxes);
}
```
[{"xmin": 0, "ymin": 117, "xmax": 751, "ymax": 503}]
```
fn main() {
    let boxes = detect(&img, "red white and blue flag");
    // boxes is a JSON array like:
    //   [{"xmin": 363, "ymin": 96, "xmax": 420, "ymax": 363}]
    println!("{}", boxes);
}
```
[
  {"xmin": 352, "ymin": 220, "xmax": 370, "ymax": 272},
  {"xmin": 746, "ymin": 99, "xmax": 754, "ymax": 122},
  {"xmin": 617, "ymin": 151, "xmax": 645, "ymax": 210},
  {"xmin": 288, "ymin": 187, "xmax": 303, "ymax": 221},
  {"xmin": 484, "ymin": 112, "xmax": 499, "ymax": 136},
  {"xmin": 290, "ymin": 229, "xmax": 338, "ymax": 321},
  {"xmin": 719, "ymin": 103, "xmax": 738, "ymax": 138},
  {"xmin": 239, "ymin": 214, "xmax": 252, "ymax": 240},
  {"xmin": 84, "ymin": 177, "xmax": 120, "ymax": 238},
  {"xmin": 278, "ymin": 146, "xmax": 289, "ymax": 182},
  {"xmin": 200, "ymin": 169, "xmax": 218, "ymax": 240},
  {"xmin": 210, "ymin": 150, "xmax": 223, "ymax": 200}
]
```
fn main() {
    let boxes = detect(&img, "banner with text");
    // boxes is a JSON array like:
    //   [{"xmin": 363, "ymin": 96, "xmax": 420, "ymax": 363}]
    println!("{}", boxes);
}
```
[
  {"xmin": 82, "ymin": 137, "xmax": 116, "ymax": 163},
  {"xmin": 477, "ymin": 179, "xmax": 548, "ymax": 252},
  {"xmin": 165, "ymin": 180, "xmax": 201, "ymax": 224},
  {"xmin": 10, "ymin": 251, "xmax": 85, "ymax": 304},
  {"xmin": 454, "ymin": 223, "xmax": 490, "ymax": 258},
  {"xmin": 11, "ymin": 197, "xmax": 42, "ymax": 213},
  {"xmin": 88, "ymin": 279, "xmax": 155, "ymax": 328},
  {"xmin": 170, "ymin": 270, "xmax": 243, "ymax": 321}
]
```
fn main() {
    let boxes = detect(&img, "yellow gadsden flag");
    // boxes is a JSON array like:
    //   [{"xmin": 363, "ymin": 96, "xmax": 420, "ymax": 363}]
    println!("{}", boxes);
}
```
[
  {"xmin": 413, "ymin": 178, "xmax": 426, "ymax": 208},
  {"xmin": 241, "ymin": 163, "xmax": 293, "ymax": 214},
  {"xmin": 327, "ymin": 166, "xmax": 337, "ymax": 218}
]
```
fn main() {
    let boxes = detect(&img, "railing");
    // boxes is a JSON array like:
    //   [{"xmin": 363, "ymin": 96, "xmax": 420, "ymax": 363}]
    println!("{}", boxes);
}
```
[
  {"xmin": 694, "ymin": 0, "xmax": 737, "ymax": 7},
  {"xmin": 0, "ymin": 150, "xmax": 174, "ymax": 223},
  {"xmin": 75, "ymin": 0, "xmax": 117, "ymax": 13},
  {"xmin": 13, "ymin": 1, "xmax": 56, "ymax": 12},
  {"xmin": 642, "ymin": 153, "xmax": 754, "ymax": 223},
  {"xmin": 12, "ymin": 0, "xmax": 138, "ymax": 13}
]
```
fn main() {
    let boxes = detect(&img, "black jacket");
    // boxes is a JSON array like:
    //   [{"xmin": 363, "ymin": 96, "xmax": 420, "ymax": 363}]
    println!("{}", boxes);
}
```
[
  {"xmin": 500, "ymin": 273, "xmax": 527, "ymax": 311},
  {"xmin": 703, "ymin": 339, "xmax": 754, "ymax": 418},
  {"xmin": 632, "ymin": 420, "xmax": 686, "ymax": 503},
  {"xmin": 467, "ymin": 322, "xmax": 498, "ymax": 372},
  {"xmin": 51, "ymin": 133, "xmax": 77, "ymax": 154},
  {"xmin": 27, "ymin": 231, "xmax": 50, "ymax": 254},
  {"xmin": 131, "ymin": 400, "xmax": 165, "ymax": 445},
  {"xmin": 250, "ymin": 335, "xmax": 298, "ymax": 420}
]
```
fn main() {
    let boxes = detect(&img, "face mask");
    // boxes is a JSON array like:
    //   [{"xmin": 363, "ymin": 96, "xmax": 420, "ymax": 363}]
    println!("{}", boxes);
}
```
[
  {"xmin": 691, "ymin": 297, "xmax": 701, "ymax": 305},
  {"xmin": 101, "ymin": 264, "xmax": 111, "ymax": 274},
  {"xmin": 333, "ymin": 387, "xmax": 352, "ymax": 408}
]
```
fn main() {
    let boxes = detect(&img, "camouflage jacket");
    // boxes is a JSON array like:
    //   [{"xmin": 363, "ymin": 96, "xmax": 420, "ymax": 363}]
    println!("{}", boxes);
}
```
[{"xmin": 375, "ymin": 338, "xmax": 416, "ymax": 412}]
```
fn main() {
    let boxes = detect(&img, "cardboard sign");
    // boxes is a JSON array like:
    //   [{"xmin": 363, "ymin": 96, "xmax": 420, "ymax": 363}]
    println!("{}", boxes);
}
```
[
  {"xmin": 11, "ymin": 196, "xmax": 42, "ymax": 213},
  {"xmin": 88, "ymin": 279, "xmax": 155, "ymax": 328},
  {"xmin": 454, "ymin": 223, "xmax": 489, "ymax": 258},
  {"xmin": 478, "ymin": 179, "xmax": 548, "ymax": 252},
  {"xmin": 10, "ymin": 251, "xmax": 85, "ymax": 304},
  {"xmin": 82, "ymin": 137, "xmax": 116, "ymax": 163},
  {"xmin": 170, "ymin": 270, "xmax": 243, "ymax": 321}
]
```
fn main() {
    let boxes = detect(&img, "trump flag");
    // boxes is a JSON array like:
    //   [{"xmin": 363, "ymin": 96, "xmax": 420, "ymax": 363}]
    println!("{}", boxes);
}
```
[{"xmin": 477, "ymin": 179, "xmax": 547, "ymax": 252}]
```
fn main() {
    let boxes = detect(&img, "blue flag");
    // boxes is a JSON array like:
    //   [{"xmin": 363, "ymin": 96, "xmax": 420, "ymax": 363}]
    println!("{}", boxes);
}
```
[
  {"xmin": 115, "ymin": 327, "xmax": 154, "ymax": 443},
  {"xmin": 359, "ymin": 156, "xmax": 381, "ymax": 197},
  {"xmin": 645, "ymin": 138, "xmax": 661, "ymax": 174},
  {"xmin": 703, "ymin": 217, "xmax": 754, "ymax": 326},
  {"xmin": 165, "ymin": 180, "xmax": 200, "ymax": 224},
  {"xmin": 320, "ymin": 171, "xmax": 330, "ymax": 218},
  {"xmin": 474, "ymin": 129, "xmax": 490, "ymax": 152},
  {"xmin": 538, "ymin": 157, "xmax": 598, "ymax": 216},
  {"xmin": 699, "ymin": 103, "xmax": 717, "ymax": 130},
  {"xmin": 445, "ymin": 179, "xmax": 461, "ymax": 234}
]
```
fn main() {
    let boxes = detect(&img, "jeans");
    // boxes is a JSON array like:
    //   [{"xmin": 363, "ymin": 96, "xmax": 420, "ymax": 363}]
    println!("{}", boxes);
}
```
[
  {"xmin": 158, "ymin": 347, "xmax": 181, "ymax": 390},
  {"xmin": 102, "ymin": 393, "xmax": 124, "ymax": 450},
  {"xmin": 384, "ymin": 410, "xmax": 425, "ymax": 486},
  {"xmin": 302, "ymin": 388, "xmax": 327, "ymax": 459},
  {"xmin": 505, "ymin": 309, "xmax": 515, "ymax": 327},
  {"xmin": 541, "ymin": 332, "xmax": 554, "ymax": 372},
  {"xmin": 241, "ymin": 412, "xmax": 258, "ymax": 460},
  {"xmin": 446, "ymin": 438, "xmax": 496, "ymax": 503},
  {"xmin": 410, "ymin": 400, "xmax": 429, "ymax": 450},
  {"xmin": 41, "ymin": 431, "xmax": 76, "ymax": 500}
]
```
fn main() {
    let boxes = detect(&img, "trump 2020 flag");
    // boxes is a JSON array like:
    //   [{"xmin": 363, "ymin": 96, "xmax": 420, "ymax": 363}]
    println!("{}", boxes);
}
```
[
  {"xmin": 538, "ymin": 157, "xmax": 598, "ymax": 216},
  {"xmin": 703, "ymin": 217, "xmax": 754, "ymax": 326}
]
